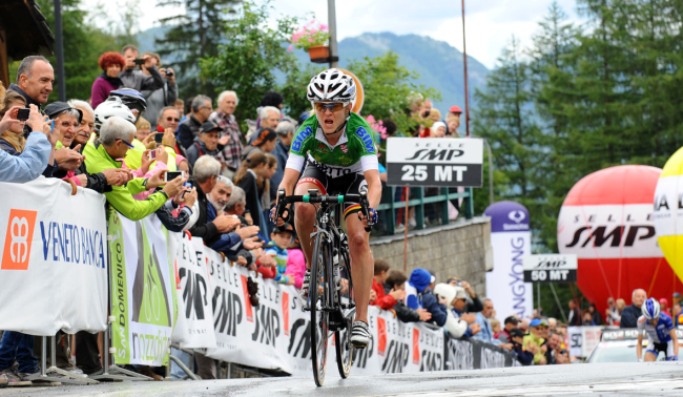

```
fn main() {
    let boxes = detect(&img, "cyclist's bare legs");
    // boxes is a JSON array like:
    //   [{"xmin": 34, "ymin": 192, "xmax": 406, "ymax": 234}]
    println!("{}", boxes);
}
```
[
  {"xmin": 293, "ymin": 182, "xmax": 320, "ymax": 266},
  {"xmin": 345, "ymin": 212, "xmax": 373, "ymax": 324}
]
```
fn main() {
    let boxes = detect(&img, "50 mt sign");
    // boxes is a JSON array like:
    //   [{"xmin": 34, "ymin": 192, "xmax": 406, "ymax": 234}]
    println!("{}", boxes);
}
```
[{"xmin": 525, "ymin": 269, "xmax": 574, "ymax": 282}]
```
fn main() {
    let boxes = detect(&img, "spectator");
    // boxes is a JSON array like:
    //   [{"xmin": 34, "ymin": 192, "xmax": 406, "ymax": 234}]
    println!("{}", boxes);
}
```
[
  {"xmin": 233, "ymin": 150, "xmax": 271, "ymax": 236},
  {"xmin": 140, "ymin": 52, "xmax": 177, "ymax": 128},
  {"xmin": 660, "ymin": 298, "xmax": 672, "ymax": 317},
  {"xmin": 524, "ymin": 318, "xmax": 548, "ymax": 365},
  {"xmin": 673, "ymin": 303, "xmax": 683, "ymax": 327},
  {"xmin": 473, "ymin": 298, "xmax": 496, "ymax": 343},
  {"xmin": 188, "ymin": 157, "xmax": 260, "ymax": 251},
  {"xmin": 8, "ymin": 55, "xmax": 53, "ymax": 108},
  {"xmin": 270, "ymin": 120, "xmax": 296, "ymax": 200},
  {"xmin": 497, "ymin": 315, "xmax": 519, "ymax": 346},
  {"xmin": 0, "ymin": 91, "xmax": 28, "ymax": 154},
  {"xmin": 510, "ymin": 328, "xmax": 533, "ymax": 366},
  {"xmin": 446, "ymin": 105, "xmax": 462, "ymax": 137},
  {"xmin": 620, "ymin": 288, "xmax": 646, "ymax": 328},
  {"xmin": 433, "ymin": 283, "xmax": 469, "ymax": 339},
  {"xmin": 0, "ymin": 105, "xmax": 57, "ymax": 182},
  {"xmin": 84, "ymin": 116, "xmax": 182, "ymax": 219},
  {"xmin": 209, "ymin": 90, "xmax": 243, "ymax": 179},
  {"xmin": 285, "ymin": 230, "xmax": 306, "ymax": 289},
  {"xmin": 605, "ymin": 297, "xmax": 620, "ymax": 327},
  {"xmin": 91, "ymin": 51, "xmax": 125, "ymax": 109},
  {"xmin": 567, "ymin": 299, "xmax": 582, "ymax": 326},
  {"xmin": 156, "ymin": 105, "xmax": 183, "ymax": 165},
  {"xmin": 370, "ymin": 259, "xmax": 405, "ymax": 310},
  {"xmin": 242, "ymin": 127, "xmax": 277, "ymax": 160},
  {"xmin": 429, "ymin": 121, "xmax": 447, "ymax": 138},
  {"xmin": 177, "ymin": 95, "xmax": 213, "ymax": 150},
  {"xmin": 446, "ymin": 286, "xmax": 480, "ymax": 338},
  {"xmin": 259, "ymin": 223, "xmax": 296, "ymax": 284},
  {"xmin": 119, "ymin": 44, "xmax": 164, "ymax": 93},
  {"xmin": 43, "ymin": 101, "xmax": 86, "ymax": 179},
  {"xmin": 588, "ymin": 303, "xmax": 603, "ymax": 325},
  {"xmin": 544, "ymin": 331, "xmax": 570, "ymax": 365},
  {"xmin": 447, "ymin": 278, "xmax": 483, "ymax": 313},
  {"xmin": 186, "ymin": 121, "xmax": 225, "ymax": 168},
  {"xmin": 225, "ymin": 185, "xmax": 252, "ymax": 225},
  {"xmin": 405, "ymin": 268, "xmax": 447, "ymax": 327},
  {"xmin": 247, "ymin": 105, "xmax": 280, "ymax": 143},
  {"xmin": 65, "ymin": 99, "xmax": 131, "ymax": 192},
  {"xmin": 491, "ymin": 318, "xmax": 502, "ymax": 340},
  {"xmin": 384, "ymin": 270, "xmax": 431, "ymax": 323}
]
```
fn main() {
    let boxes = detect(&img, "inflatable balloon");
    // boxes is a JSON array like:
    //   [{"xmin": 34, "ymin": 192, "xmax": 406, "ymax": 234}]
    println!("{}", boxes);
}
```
[
  {"xmin": 557, "ymin": 165, "xmax": 681, "ymax": 315},
  {"xmin": 653, "ymin": 148, "xmax": 683, "ymax": 284}
]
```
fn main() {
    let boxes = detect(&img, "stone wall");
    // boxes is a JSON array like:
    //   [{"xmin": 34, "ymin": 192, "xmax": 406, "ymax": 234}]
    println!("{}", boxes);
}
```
[{"xmin": 370, "ymin": 217, "xmax": 492, "ymax": 296}]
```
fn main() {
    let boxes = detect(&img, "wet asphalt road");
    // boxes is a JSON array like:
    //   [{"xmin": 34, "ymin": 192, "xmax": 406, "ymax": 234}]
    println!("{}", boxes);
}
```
[{"xmin": 0, "ymin": 362, "xmax": 681, "ymax": 396}]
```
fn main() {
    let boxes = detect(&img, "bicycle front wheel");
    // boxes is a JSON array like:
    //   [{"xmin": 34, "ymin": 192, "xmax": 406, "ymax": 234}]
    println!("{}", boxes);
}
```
[
  {"xmin": 310, "ymin": 233, "xmax": 331, "ymax": 387},
  {"xmin": 335, "ymin": 248, "xmax": 354, "ymax": 379}
]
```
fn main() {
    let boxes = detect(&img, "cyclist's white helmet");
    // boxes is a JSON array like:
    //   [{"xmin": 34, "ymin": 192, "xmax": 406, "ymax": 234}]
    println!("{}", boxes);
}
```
[
  {"xmin": 642, "ymin": 298, "xmax": 660, "ymax": 320},
  {"xmin": 94, "ymin": 97, "xmax": 135, "ymax": 133},
  {"xmin": 307, "ymin": 68, "xmax": 356, "ymax": 104}
]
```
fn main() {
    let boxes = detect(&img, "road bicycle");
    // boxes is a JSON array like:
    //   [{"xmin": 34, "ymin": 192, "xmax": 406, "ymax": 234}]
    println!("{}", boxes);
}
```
[{"xmin": 275, "ymin": 189, "xmax": 372, "ymax": 386}]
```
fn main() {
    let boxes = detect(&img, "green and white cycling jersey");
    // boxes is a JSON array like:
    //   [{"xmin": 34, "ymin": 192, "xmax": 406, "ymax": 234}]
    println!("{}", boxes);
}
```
[{"xmin": 285, "ymin": 112, "xmax": 379, "ymax": 178}]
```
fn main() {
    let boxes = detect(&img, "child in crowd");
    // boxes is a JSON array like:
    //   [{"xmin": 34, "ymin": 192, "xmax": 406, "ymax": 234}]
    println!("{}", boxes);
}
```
[
  {"xmin": 258, "ymin": 223, "xmax": 295, "ymax": 285},
  {"xmin": 370, "ymin": 259, "xmax": 405, "ymax": 310}
]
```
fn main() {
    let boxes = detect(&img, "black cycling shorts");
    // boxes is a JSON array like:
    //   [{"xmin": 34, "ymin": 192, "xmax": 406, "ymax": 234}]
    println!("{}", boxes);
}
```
[{"xmin": 296, "ymin": 163, "xmax": 368, "ymax": 218}]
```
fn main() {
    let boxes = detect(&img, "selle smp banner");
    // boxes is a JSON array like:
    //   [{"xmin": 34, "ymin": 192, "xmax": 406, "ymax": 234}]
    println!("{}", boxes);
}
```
[{"xmin": 0, "ymin": 178, "xmax": 108, "ymax": 336}]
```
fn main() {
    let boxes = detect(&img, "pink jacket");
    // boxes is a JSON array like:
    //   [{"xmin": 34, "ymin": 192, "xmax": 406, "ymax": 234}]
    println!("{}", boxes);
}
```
[{"xmin": 285, "ymin": 248, "xmax": 306, "ymax": 289}]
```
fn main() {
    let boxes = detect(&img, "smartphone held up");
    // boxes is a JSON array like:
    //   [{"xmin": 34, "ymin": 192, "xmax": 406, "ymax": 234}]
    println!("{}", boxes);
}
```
[{"xmin": 165, "ymin": 170, "xmax": 185, "ymax": 182}]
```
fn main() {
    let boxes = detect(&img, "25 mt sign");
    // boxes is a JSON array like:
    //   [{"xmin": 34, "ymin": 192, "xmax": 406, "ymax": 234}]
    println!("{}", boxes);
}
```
[{"xmin": 386, "ymin": 138, "xmax": 484, "ymax": 188}]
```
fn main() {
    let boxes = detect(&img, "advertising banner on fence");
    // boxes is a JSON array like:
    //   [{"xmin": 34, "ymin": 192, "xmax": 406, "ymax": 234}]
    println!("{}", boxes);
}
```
[
  {"xmin": 108, "ymin": 212, "xmax": 176, "ymax": 366},
  {"xmin": 568, "ymin": 326, "xmax": 602, "ymax": 358},
  {"xmin": 0, "ymin": 178, "xmax": 108, "ymax": 336},
  {"xmin": 170, "ymin": 234, "xmax": 216, "ymax": 349},
  {"xmin": 484, "ymin": 201, "xmax": 533, "ymax": 319}
]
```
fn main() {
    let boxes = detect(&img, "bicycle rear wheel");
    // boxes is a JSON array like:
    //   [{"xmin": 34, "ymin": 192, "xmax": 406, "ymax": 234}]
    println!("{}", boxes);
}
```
[
  {"xmin": 335, "ymin": 248, "xmax": 354, "ymax": 378},
  {"xmin": 310, "ymin": 233, "xmax": 331, "ymax": 387}
]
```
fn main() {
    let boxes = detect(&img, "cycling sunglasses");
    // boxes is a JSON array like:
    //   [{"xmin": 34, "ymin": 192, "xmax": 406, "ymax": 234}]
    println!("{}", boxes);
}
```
[{"xmin": 314, "ymin": 102, "xmax": 346, "ymax": 112}]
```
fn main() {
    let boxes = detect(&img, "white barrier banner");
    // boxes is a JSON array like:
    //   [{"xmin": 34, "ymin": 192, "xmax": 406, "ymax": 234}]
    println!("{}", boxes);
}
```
[
  {"xmin": 568, "ymin": 326, "xmax": 602, "ymax": 358},
  {"xmin": 199, "ymin": 247, "xmax": 447, "ymax": 375},
  {"xmin": 0, "ymin": 178, "xmax": 108, "ymax": 335},
  {"xmin": 170, "ymin": 234, "xmax": 216, "ymax": 349},
  {"xmin": 108, "ymin": 212, "xmax": 176, "ymax": 366}
]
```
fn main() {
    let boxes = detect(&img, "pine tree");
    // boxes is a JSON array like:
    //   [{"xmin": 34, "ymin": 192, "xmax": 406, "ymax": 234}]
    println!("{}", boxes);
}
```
[
  {"xmin": 155, "ymin": 0, "xmax": 240, "ymax": 96},
  {"xmin": 473, "ymin": 37, "xmax": 548, "ymax": 236}
]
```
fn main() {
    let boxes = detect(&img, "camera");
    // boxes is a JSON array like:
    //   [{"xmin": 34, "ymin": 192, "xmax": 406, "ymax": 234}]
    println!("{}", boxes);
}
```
[
  {"xmin": 165, "ymin": 171, "xmax": 185, "ymax": 182},
  {"xmin": 16, "ymin": 108, "xmax": 30, "ymax": 121},
  {"xmin": 154, "ymin": 133, "xmax": 164, "ymax": 144},
  {"xmin": 421, "ymin": 110, "xmax": 431, "ymax": 118},
  {"xmin": 134, "ymin": 58, "xmax": 145, "ymax": 66},
  {"xmin": 181, "ymin": 181, "xmax": 192, "ymax": 199},
  {"xmin": 165, "ymin": 68, "xmax": 173, "ymax": 77}
]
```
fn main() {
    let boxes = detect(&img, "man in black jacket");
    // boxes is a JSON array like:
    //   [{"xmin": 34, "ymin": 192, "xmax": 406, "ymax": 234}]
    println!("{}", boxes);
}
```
[{"xmin": 620, "ymin": 288, "xmax": 646, "ymax": 328}]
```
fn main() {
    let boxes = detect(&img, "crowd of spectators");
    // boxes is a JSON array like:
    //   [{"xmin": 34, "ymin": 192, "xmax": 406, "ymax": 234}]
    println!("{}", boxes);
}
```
[
  {"xmin": 0, "ymin": 45, "xmax": 566, "ymax": 383},
  {"xmin": 368, "ymin": 261, "xmax": 571, "ymax": 367}
]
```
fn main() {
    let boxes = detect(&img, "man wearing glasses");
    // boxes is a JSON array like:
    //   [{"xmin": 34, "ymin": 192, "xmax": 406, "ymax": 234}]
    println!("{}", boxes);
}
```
[
  {"xmin": 85, "ymin": 114, "xmax": 184, "ymax": 220},
  {"xmin": 276, "ymin": 68, "xmax": 381, "ymax": 348}
]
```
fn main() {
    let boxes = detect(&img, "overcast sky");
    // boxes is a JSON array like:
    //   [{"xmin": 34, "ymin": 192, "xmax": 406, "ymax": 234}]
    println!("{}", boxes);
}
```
[{"xmin": 83, "ymin": 0, "xmax": 581, "ymax": 69}]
